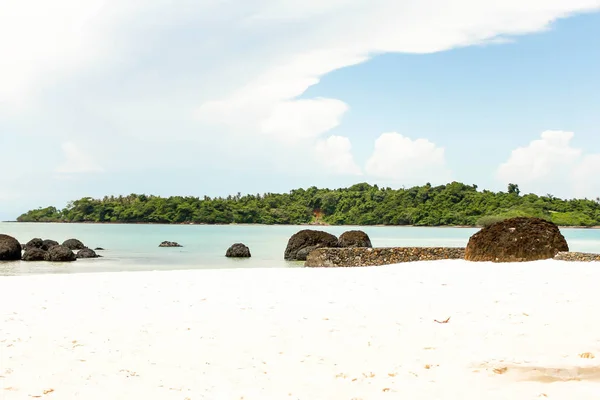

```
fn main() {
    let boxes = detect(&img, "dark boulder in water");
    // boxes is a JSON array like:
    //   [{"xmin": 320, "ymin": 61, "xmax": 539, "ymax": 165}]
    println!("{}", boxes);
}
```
[
  {"xmin": 284, "ymin": 230, "xmax": 338, "ymax": 261},
  {"xmin": 62, "ymin": 238, "xmax": 86, "ymax": 250},
  {"xmin": 159, "ymin": 241, "xmax": 182, "ymax": 248},
  {"xmin": 338, "ymin": 230, "xmax": 372, "ymax": 248},
  {"xmin": 465, "ymin": 217, "xmax": 569, "ymax": 262},
  {"xmin": 42, "ymin": 239, "xmax": 59, "ymax": 251},
  {"xmin": 24, "ymin": 237, "xmax": 44, "ymax": 251},
  {"xmin": 22, "ymin": 248, "xmax": 47, "ymax": 261},
  {"xmin": 94, "ymin": 247, "xmax": 105, "ymax": 251},
  {"xmin": 0, "ymin": 234, "xmax": 22, "ymax": 261},
  {"xmin": 77, "ymin": 248, "xmax": 99, "ymax": 259},
  {"xmin": 226, "ymin": 243, "xmax": 251, "ymax": 258},
  {"xmin": 45, "ymin": 245, "xmax": 76, "ymax": 262}
]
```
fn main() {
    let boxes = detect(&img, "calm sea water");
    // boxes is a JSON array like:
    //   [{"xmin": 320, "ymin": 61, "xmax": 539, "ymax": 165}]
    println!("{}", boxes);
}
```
[{"xmin": 1, "ymin": 222, "xmax": 599, "ymax": 276}]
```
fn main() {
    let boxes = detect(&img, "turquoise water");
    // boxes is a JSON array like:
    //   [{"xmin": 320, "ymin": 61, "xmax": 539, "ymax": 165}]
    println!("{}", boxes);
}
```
[{"xmin": 1, "ymin": 222, "xmax": 599, "ymax": 276}]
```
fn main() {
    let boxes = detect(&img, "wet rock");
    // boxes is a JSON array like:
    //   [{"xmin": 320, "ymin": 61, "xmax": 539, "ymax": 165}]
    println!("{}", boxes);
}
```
[
  {"xmin": 338, "ymin": 230, "xmax": 372, "ymax": 248},
  {"xmin": 159, "ymin": 241, "xmax": 182, "ymax": 248},
  {"xmin": 465, "ymin": 217, "xmax": 569, "ymax": 262},
  {"xmin": 42, "ymin": 239, "xmax": 59, "ymax": 251},
  {"xmin": 0, "ymin": 234, "xmax": 22, "ymax": 261},
  {"xmin": 24, "ymin": 238, "xmax": 44, "ymax": 251},
  {"xmin": 22, "ymin": 248, "xmax": 47, "ymax": 261},
  {"xmin": 77, "ymin": 248, "xmax": 99, "ymax": 259},
  {"xmin": 62, "ymin": 238, "xmax": 86, "ymax": 250},
  {"xmin": 284, "ymin": 229, "xmax": 338, "ymax": 261},
  {"xmin": 226, "ymin": 243, "xmax": 251, "ymax": 258},
  {"xmin": 45, "ymin": 245, "xmax": 76, "ymax": 262}
]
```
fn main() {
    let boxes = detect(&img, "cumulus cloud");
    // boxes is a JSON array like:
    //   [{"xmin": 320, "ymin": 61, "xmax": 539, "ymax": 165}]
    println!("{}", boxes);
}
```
[
  {"xmin": 497, "ymin": 131, "xmax": 600, "ymax": 198},
  {"xmin": 55, "ymin": 142, "xmax": 103, "ymax": 174},
  {"xmin": 2, "ymin": 0, "xmax": 600, "ymax": 214},
  {"xmin": 315, "ymin": 136, "xmax": 362, "ymax": 175},
  {"xmin": 365, "ymin": 132, "xmax": 451, "ymax": 185}
]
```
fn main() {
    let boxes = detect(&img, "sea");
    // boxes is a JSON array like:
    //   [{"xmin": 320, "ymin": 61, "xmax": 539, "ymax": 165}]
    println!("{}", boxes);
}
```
[{"xmin": 1, "ymin": 222, "xmax": 599, "ymax": 276}]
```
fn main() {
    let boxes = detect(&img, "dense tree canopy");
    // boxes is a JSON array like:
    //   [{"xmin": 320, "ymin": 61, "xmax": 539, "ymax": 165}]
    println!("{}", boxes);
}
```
[{"xmin": 16, "ymin": 182, "xmax": 600, "ymax": 226}]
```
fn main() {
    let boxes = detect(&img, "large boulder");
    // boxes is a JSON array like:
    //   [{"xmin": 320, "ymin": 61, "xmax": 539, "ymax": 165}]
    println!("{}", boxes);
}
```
[
  {"xmin": 0, "ymin": 234, "xmax": 22, "ymax": 261},
  {"xmin": 62, "ymin": 238, "xmax": 85, "ymax": 250},
  {"xmin": 42, "ymin": 239, "xmax": 59, "ymax": 251},
  {"xmin": 338, "ymin": 230, "xmax": 372, "ymax": 248},
  {"xmin": 465, "ymin": 217, "xmax": 569, "ymax": 262},
  {"xmin": 284, "ymin": 229, "xmax": 339, "ymax": 261},
  {"xmin": 77, "ymin": 248, "xmax": 99, "ymax": 259},
  {"xmin": 226, "ymin": 243, "xmax": 251, "ymax": 258},
  {"xmin": 22, "ymin": 248, "xmax": 47, "ymax": 261},
  {"xmin": 24, "ymin": 238, "xmax": 44, "ymax": 250},
  {"xmin": 45, "ymin": 245, "xmax": 76, "ymax": 262},
  {"xmin": 159, "ymin": 241, "xmax": 182, "ymax": 247}
]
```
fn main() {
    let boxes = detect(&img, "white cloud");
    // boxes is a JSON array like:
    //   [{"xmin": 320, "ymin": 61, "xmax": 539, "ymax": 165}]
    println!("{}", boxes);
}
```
[
  {"xmin": 365, "ymin": 132, "xmax": 451, "ymax": 184},
  {"xmin": 1, "ymin": 0, "xmax": 600, "ymax": 215},
  {"xmin": 572, "ymin": 154, "xmax": 600, "ymax": 199},
  {"xmin": 315, "ymin": 136, "xmax": 362, "ymax": 175},
  {"xmin": 497, "ymin": 131, "xmax": 600, "ymax": 198},
  {"xmin": 55, "ymin": 142, "xmax": 103, "ymax": 174}
]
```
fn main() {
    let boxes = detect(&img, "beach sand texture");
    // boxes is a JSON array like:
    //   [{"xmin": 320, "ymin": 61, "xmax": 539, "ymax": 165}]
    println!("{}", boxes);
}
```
[{"xmin": 1, "ymin": 259, "xmax": 600, "ymax": 399}]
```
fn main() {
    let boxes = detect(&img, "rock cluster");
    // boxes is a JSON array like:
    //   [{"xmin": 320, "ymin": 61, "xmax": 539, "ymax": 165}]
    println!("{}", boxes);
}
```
[
  {"xmin": 305, "ymin": 247, "xmax": 465, "ymax": 267},
  {"xmin": 465, "ymin": 217, "xmax": 568, "ymax": 262},
  {"xmin": 0, "ymin": 234, "xmax": 100, "ymax": 262},
  {"xmin": 226, "ymin": 243, "xmax": 251, "ymax": 258}
]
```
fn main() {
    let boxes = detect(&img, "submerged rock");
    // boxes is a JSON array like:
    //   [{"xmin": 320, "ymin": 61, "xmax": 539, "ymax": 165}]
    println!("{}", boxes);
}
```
[
  {"xmin": 284, "ymin": 229, "xmax": 338, "ymax": 261},
  {"xmin": 22, "ymin": 248, "xmax": 47, "ymax": 261},
  {"xmin": 77, "ymin": 248, "xmax": 99, "ymax": 259},
  {"xmin": 159, "ymin": 241, "xmax": 182, "ymax": 248},
  {"xmin": 0, "ymin": 234, "xmax": 22, "ymax": 261},
  {"xmin": 226, "ymin": 243, "xmax": 251, "ymax": 258},
  {"xmin": 62, "ymin": 238, "xmax": 86, "ymax": 250},
  {"xmin": 45, "ymin": 245, "xmax": 76, "ymax": 262},
  {"xmin": 306, "ymin": 247, "xmax": 466, "ymax": 267},
  {"xmin": 94, "ymin": 247, "xmax": 105, "ymax": 251},
  {"xmin": 465, "ymin": 217, "xmax": 568, "ymax": 262},
  {"xmin": 338, "ymin": 230, "xmax": 372, "ymax": 248}
]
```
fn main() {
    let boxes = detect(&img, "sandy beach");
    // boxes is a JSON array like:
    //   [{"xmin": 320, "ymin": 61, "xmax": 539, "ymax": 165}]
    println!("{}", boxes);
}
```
[{"xmin": 1, "ymin": 260, "xmax": 600, "ymax": 399}]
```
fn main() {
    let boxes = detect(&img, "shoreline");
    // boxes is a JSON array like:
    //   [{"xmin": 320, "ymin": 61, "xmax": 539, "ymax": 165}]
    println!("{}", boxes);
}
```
[{"xmin": 3, "ymin": 221, "xmax": 600, "ymax": 229}]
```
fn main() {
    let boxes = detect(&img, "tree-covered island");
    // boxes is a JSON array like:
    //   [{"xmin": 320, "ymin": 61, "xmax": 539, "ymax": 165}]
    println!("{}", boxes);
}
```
[{"xmin": 16, "ymin": 182, "xmax": 600, "ymax": 227}]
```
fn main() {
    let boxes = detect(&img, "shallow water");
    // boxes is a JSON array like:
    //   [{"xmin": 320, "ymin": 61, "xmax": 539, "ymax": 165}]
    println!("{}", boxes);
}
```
[{"xmin": 0, "ymin": 222, "xmax": 598, "ymax": 276}]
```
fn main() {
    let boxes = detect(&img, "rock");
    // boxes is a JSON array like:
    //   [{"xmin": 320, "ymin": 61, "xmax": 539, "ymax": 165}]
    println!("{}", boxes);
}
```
[
  {"xmin": 44, "ymin": 245, "xmax": 76, "ymax": 262},
  {"xmin": 159, "ymin": 241, "xmax": 182, "ymax": 248},
  {"xmin": 465, "ymin": 217, "xmax": 569, "ymax": 262},
  {"xmin": 306, "ymin": 247, "xmax": 466, "ymax": 267},
  {"xmin": 94, "ymin": 247, "xmax": 105, "ymax": 251},
  {"xmin": 226, "ymin": 243, "xmax": 251, "ymax": 258},
  {"xmin": 338, "ymin": 230, "xmax": 372, "ymax": 248},
  {"xmin": 41, "ymin": 239, "xmax": 59, "ymax": 251},
  {"xmin": 0, "ymin": 234, "xmax": 22, "ymax": 261},
  {"xmin": 77, "ymin": 248, "xmax": 99, "ymax": 259},
  {"xmin": 22, "ymin": 248, "xmax": 47, "ymax": 261},
  {"xmin": 284, "ymin": 229, "xmax": 338, "ymax": 261},
  {"xmin": 24, "ymin": 238, "xmax": 44, "ymax": 250},
  {"xmin": 554, "ymin": 252, "xmax": 600, "ymax": 262},
  {"xmin": 62, "ymin": 238, "xmax": 86, "ymax": 250}
]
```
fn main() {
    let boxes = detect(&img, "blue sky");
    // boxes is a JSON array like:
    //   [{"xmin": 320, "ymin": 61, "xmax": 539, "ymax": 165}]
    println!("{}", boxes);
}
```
[{"xmin": 1, "ymin": 1, "xmax": 600, "ymax": 220}]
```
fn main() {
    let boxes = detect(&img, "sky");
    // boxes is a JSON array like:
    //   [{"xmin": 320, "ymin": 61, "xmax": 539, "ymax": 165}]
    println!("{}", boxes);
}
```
[{"xmin": 1, "ymin": 0, "xmax": 600, "ymax": 220}]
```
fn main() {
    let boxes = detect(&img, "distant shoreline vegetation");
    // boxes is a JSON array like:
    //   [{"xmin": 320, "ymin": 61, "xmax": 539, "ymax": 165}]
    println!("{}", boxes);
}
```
[{"xmin": 15, "ymin": 182, "xmax": 600, "ymax": 227}]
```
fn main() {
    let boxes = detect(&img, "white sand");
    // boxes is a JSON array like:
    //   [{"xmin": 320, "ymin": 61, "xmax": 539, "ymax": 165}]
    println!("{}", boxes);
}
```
[{"xmin": 1, "ymin": 260, "xmax": 600, "ymax": 399}]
